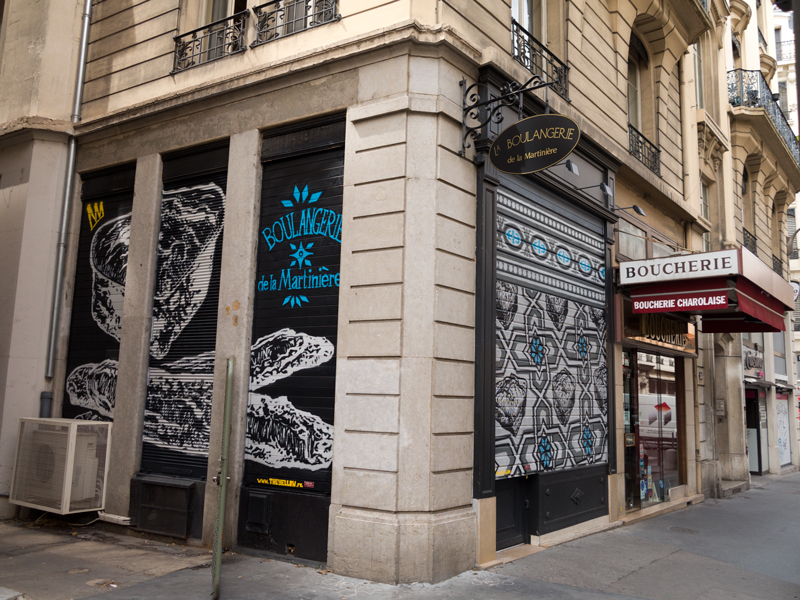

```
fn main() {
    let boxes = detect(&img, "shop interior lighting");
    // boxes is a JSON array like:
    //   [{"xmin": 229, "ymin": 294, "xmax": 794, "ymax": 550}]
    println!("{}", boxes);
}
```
[
  {"xmin": 613, "ymin": 204, "xmax": 646, "ymax": 216},
  {"xmin": 578, "ymin": 182, "xmax": 614, "ymax": 198}
]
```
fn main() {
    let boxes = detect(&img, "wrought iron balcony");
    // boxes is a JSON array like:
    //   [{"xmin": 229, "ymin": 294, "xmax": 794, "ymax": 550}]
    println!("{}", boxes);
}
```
[
  {"xmin": 743, "ymin": 227, "xmax": 757, "ymax": 254},
  {"xmin": 511, "ymin": 20, "xmax": 569, "ymax": 100},
  {"xmin": 758, "ymin": 27, "xmax": 768, "ymax": 52},
  {"xmin": 172, "ymin": 10, "xmax": 249, "ymax": 73},
  {"xmin": 628, "ymin": 124, "xmax": 660, "ymax": 176},
  {"xmin": 728, "ymin": 69, "xmax": 800, "ymax": 166},
  {"xmin": 251, "ymin": 0, "xmax": 340, "ymax": 47},
  {"xmin": 773, "ymin": 254, "xmax": 783, "ymax": 276},
  {"xmin": 777, "ymin": 40, "xmax": 796, "ymax": 62}
]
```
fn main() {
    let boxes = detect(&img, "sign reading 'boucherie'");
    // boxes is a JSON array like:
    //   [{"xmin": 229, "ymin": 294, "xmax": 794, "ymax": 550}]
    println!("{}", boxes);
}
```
[
  {"xmin": 632, "ymin": 291, "xmax": 728, "ymax": 314},
  {"xmin": 489, "ymin": 114, "xmax": 581, "ymax": 174},
  {"xmin": 620, "ymin": 249, "xmax": 739, "ymax": 285}
]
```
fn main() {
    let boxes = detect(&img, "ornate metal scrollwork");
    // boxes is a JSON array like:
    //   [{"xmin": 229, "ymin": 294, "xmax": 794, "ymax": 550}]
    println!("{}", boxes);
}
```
[{"xmin": 459, "ymin": 74, "xmax": 555, "ymax": 160}]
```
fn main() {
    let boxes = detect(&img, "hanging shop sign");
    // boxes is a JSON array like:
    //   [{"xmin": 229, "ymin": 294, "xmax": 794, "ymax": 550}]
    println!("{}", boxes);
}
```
[
  {"xmin": 792, "ymin": 281, "xmax": 800, "ymax": 301},
  {"xmin": 743, "ymin": 347, "xmax": 765, "ymax": 380},
  {"xmin": 622, "ymin": 298, "xmax": 697, "ymax": 355},
  {"xmin": 620, "ymin": 249, "xmax": 738, "ymax": 285},
  {"xmin": 489, "ymin": 114, "xmax": 581, "ymax": 174}
]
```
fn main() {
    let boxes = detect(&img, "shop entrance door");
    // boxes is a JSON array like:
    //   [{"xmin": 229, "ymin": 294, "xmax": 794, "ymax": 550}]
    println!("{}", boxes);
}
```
[
  {"xmin": 745, "ymin": 390, "xmax": 763, "ymax": 474},
  {"xmin": 623, "ymin": 350, "xmax": 681, "ymax": 509}
]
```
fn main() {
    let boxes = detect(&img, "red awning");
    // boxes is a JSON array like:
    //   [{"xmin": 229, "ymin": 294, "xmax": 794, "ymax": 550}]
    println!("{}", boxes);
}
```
[
  {"xmin": 701, "ymin": 277, "xmax": 787, "ymax": 333},
  {"xmin": 623, "ymin": 248, "xmax": 793, "ymax": 334}
]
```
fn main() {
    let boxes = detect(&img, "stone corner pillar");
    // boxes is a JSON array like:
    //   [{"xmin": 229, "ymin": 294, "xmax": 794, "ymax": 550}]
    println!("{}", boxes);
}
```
[{"xmin": 327, "ymin": 54, "xmax": 478, "ymax": 584}]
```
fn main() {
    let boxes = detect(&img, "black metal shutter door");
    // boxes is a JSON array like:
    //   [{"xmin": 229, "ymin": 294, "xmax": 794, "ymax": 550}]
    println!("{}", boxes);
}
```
[
  {"xmin": 494, "ymin": 185, "xmax": 608, "ymax": 480},
  {"xmin": 63, "ymin": 164, "xmax": 136, "ymax": 421},
  {"xmin": 244, "ymin": 122, "xmax": 344, "ymax": 494},
  {"xmin": 141, "ymin": 142, "xmax": 229, "ymax": 479}
]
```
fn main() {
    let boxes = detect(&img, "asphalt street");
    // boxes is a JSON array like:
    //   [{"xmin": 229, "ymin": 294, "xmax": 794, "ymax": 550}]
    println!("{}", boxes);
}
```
[{"xmin": 0, "ymin": 471, "xmax": 797, "ymax": 600}]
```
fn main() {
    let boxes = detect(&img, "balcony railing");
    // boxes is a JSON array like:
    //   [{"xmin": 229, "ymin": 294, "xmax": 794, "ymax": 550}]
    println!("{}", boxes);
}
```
[
  {"xmin": 773, "ymin": 254, "xmax": 783, "ymax": 276},
  {"xmin": 758, "ymin": 27, "xmax": 768, "ymax": 52},
  {"xmin": 251, "ymin": 0, "xmax": 340, "ymax": 47},
  {"xmin": 172, "ymin": 11, "xmax": 249, "ymax": 73},
  {"xmin": 628, "ymin": 124, "xmax": 661, "ymax": 176},
  {"xmin": 743, "ymin": 227, "xmax": 757, "ymax": 254},
  {"xmin": 728, "ymin": 69, "xmax": 800, "ymax": 166},
  {"xmin": 777, "ymin": 40, "xmax": 796, "ymax": 61},
  {"xmin": 511, "ymin": 20, "xmax": 569, "ymax": 100}
]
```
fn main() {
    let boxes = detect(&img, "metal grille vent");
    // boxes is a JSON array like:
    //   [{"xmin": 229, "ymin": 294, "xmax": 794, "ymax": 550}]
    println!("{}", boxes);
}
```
[{"xmin": 136, "ymin": 478, "xmax": 195, "ymax": 538}]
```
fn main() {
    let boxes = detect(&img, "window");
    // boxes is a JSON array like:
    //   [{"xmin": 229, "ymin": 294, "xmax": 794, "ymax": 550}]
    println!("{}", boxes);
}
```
[
  {"xmin": 204, "ymin": 0, "xmax": 247, "ymax": 24},
  {"xmin": 742, "ymin": 331, "xmax": 763, "ymax": 349},
  {"xmin": 779, "ymin": 81, "xmax": 789, "ymax": 114},
  {"xmin": 700, "ymin": 182, "xmax": 709, "ymax": 220},
  {"xmin": 693, "ymin": 41, "xmax": 705, "ymax": 110},
  {"xmin": 628, "ymin": 50, "xmax": 643, "ymax": 131},
  {"xmin": 652, "ymin": 241, "xmax": 673, "ymax": 257},
  {"xmin": 702, "ymin": 232, "xmax": 711, "ymax": 252},
  {"xmin": 619, "ymin": 220, "xmax": 647, "ymax": 259},
  {"xmin": 512, "ymin": 0, "xmax": 545, "ymax": 42}
]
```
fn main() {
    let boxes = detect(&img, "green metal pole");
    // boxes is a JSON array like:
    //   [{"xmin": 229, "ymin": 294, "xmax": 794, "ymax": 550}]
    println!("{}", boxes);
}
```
[{"xmin": 212, "ymin": 357, "xmax": 235, "ymax": 600}]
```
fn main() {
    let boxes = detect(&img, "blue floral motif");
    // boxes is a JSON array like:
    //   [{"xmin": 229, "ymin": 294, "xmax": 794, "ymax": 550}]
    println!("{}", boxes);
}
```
[
  {"xmin": 281, "ymin": 184, "xmax": 322, "ymax": 208},
  {"xmin": 289, "ymin": 241, "xmax": 314, "ymax": 268},
  {"xmin": 530, "ymin": 337, "xmax": 546, "ymax": 365},
  {"xmin": 538, "ymin": 434, "xmax": 553, "ymax": 469},
  {"xmin": 282, "ymin": 295, "xmax": 309, "ymax": 308},
  {"xmin": 577, "ymin": 336, "xmax": 588, "ymax": 359},
  {"xmin": 582, "ymin": 425, "xmax": 594, "ymax": 457}
]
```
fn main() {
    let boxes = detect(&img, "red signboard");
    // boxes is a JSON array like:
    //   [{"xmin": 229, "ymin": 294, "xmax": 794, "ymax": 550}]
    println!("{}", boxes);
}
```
[{"xmin": 632, "ymin": 291, "xmax": 728, "ymax": 313}]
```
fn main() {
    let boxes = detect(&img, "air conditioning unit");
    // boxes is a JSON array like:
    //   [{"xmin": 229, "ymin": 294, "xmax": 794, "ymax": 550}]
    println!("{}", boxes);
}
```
[{"xmin": 9, "ymin": 418, "xmax": 112, "ymax": 515}]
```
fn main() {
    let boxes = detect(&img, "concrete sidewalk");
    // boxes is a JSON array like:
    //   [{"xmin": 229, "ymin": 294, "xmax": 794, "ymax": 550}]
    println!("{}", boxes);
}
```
[{"xmin": 0, "ymin": 471, "xmax": 798, "ymax": 600}]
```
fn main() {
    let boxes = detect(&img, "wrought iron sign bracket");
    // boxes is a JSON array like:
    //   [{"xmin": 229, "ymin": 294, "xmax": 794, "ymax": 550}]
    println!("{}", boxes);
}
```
[{"xmin": 459, "ymin": 75, "xmax": 556, "ymax": 163}]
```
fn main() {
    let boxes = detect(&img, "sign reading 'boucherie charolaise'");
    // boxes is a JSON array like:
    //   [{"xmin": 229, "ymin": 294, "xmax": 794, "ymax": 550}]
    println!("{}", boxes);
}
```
[
  {"xmin": 620, "ymin": 249, "xmax": 739, "ymax": 285},
  {"xmin": 489, "ymin": 114, "xmax": 581, "ymax": 174}
]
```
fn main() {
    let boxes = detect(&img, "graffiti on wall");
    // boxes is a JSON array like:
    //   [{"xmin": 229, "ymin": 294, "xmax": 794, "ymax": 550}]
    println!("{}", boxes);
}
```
[
  {"xmin": 494, "ymin": 189, "xmax": 608, "ymax": 479},
  {"xmin": 142, "ymin": 183, "xmax": 226, "ymax": 462},
  {"xmin": 244, "ymin": 148, "xmax": 344, "ymax": 493},
  {"xmin": 64, "ymin": 193, "xmax": 133, "ymax": 421}
]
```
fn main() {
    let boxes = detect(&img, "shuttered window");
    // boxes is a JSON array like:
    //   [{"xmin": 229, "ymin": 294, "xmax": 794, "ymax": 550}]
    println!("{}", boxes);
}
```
[
  {"xmin": 244, "ymin": 117, "xmax": 345, "ymax": 494},
  {"xmin": 494, "ymin": 184, "xmax": 608, "ymax": 479},
  {"xmin": 63, "ymin": 164, "xmax": 136, "ymax": 422},
  {"xmin": 141, "ymin": 142, "xmax": 229, "ymax": 479}
]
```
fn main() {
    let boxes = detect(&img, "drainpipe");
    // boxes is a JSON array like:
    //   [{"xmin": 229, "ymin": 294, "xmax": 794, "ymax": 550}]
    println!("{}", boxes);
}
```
[{"xmin": 45, "ymin": 0, "xmax": 93, "ymax": 378}]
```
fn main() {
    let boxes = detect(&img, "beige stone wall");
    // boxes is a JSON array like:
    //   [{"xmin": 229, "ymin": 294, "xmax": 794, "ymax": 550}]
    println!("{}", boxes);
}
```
[
  {"xmin": 0, "ymin": 0, "xmax": 83, "ymax": 124},
  {"xmin": 328, "ymin": 50, "xmax": 476, "ymax": 584},
  {"xmin": 0, "ymin": 132, "xmax": 70, "ymax": 518}
]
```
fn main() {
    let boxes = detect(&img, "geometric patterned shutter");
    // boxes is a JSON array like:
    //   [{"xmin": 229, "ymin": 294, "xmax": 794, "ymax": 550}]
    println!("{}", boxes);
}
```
[{"xmin": 494, "ymin": 186, "xmax": 608, "ymax": 480}]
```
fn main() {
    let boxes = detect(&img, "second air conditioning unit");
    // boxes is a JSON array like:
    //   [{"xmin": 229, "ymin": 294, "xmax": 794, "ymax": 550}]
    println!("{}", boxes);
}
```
[{"xmin": 9, "ymin": 418, "xmax": 112, "ymax": 515}]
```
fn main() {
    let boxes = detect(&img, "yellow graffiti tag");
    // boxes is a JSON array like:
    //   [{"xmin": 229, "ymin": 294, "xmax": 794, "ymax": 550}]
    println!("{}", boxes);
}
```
[{"xmin": 87, "ymin": 201, "xmax": 104, "ymax": 230}]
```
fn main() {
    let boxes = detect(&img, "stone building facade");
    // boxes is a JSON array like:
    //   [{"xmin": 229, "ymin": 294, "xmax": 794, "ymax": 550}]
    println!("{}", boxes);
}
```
[{"xmin": 0, "ymin": 0, "xmax": 798, "ymax": 584}]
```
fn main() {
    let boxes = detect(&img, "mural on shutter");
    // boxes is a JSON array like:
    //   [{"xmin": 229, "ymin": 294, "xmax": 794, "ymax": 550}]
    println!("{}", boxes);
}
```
[
  {"xmin": 495, "ymin": 188, "xmax": 608, "ymax": 479},
  {"xmin": 141, "ymin": 145, "xmax": 228, "ymax": 479},
  {"xmin": 244, "ymin": 143, "xmax": 344, "ymax": 494},
  {"xmin": 63, "ymin": 165, "xmax": 136, "ymax": 421}
]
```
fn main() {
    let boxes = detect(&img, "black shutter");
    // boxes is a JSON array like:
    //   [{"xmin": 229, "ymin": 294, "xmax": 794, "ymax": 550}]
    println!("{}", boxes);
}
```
[
  {"xmin": 63, "ymin": 164, "xmax": 136, "ymax": 422},
  {"xmin": 244, "ymin": 117, "xmax": 345, "ymax": 494},
  {"xmin": 140, "ymin": 142, "xmax": 229, "ymax": 479}
]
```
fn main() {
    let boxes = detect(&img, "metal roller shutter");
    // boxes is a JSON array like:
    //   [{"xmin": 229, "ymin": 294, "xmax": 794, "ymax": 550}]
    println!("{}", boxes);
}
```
[
  {"xmin": 244, "ymin": 122, "xmax": 344, "ymax": 495},
  {"xmin": 63, "ymin": 164, "xmax": 136, "ymax": 422},
  {"xmin": 495, "ymin": 185, "xmax": 608, "ymax": 479},
  {"xmin": 141, "ymin": 142, "xmax": 228, "ymax": 479}
]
